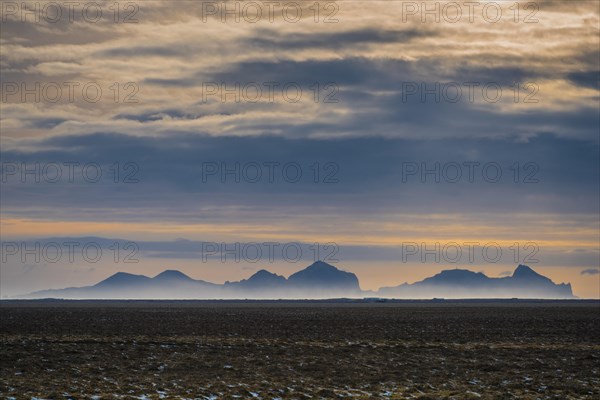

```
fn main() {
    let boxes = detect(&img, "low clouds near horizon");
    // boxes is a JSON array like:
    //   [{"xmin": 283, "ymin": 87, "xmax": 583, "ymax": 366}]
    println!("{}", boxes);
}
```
[{"xmin": 581, "ymin": 269, "xmax": 600, "ymax": 276}]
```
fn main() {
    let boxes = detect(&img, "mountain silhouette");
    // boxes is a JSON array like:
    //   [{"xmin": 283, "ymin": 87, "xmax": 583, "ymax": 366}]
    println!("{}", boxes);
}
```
[
  {"xmin": 288, "ymin": 261, "xmax": 360, "ymax": 291},
  {"xmin": 512, "ymin": 264, "xmax": 551, "ymax": 281},
  {"xmin": 95, "ymin": 272, "xmax": 151, "ymax": 288},
  {"xmin": 18, "ymin": 263, "xmax": 574, "ymax": 299},
  {"xmin": 415, "ymin": 269, "xmax": 489, "ymax": 286},
  {"xmin": 152, "ymin": 270, "xmax": 195, "ymax": 282},
  {"xmin": 225, "ymin": 269, "xmax": 287, "ymax": 290},
  {"xmin": 378, "ymin": 264, "xmax": 573, "ymax": 298}
]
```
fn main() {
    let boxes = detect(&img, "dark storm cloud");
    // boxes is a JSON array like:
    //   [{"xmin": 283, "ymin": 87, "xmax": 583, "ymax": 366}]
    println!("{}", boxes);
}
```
[
  {"xmin": 450, "ymin": 66, "xmax": 541, "ymax": 87},
  {"xmin": 213, "ymin": 57, "xmax": 406, "ymax": 86},
  {"xmin": 130, "ymin": 52, "xmax": 598, "ymax": 145},
  {"xmin": 142, "ymin": 57, "xmax": 404, "ymax": 88},
  {"xmin": 3, "ymin": 236, "xmax": 598, "ymax": 268},
  {"xmin": 1, "ymin": 132, "xmax": 598, "ymax": 222},
  {"xmin": 205, "ymin": 57, "xmax": 555, "ymax": 88},
  {"xmin": 27, "ymin": 118, "xmax": 68, "ymax": 129},
  {"xmin": 114, "ymin": 110, "xmax": 203, "ymax": 122},
  {"xmin": 568, "ymin": 71, "xmax": 600, "ymax": 91},
  {"xmin": 361, "ymin": 92, "xmax": 599, "ymax": 139},
  {"xmin": 142, "ymin": 77, "xmax": 193, "ymax": 87},
  {"xmin": 581, "ymin": 269, "xmax": 600, "ymax": 275},
  {"xmin": 148, "ymin": 55, "xmax": 591, "ymax": 108},
  {"xmin": 103, "ymin": 28, "xmax": 434, "ymax": 60},
  {"xmin": 245, "ymin": 28, "xmax": 437, "ymax": 50},
  {"xmin": 98, "ymin": 46, "xmax": 186, "ymax": 58}
]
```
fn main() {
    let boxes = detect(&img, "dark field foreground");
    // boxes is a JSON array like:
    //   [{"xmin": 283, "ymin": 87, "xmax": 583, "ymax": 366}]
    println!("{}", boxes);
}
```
[{"xmin": 1, "ymin": 301, "xmax": 599, "ymax": 399}]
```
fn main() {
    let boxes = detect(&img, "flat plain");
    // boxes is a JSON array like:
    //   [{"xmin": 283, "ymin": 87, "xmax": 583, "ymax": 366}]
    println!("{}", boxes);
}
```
[{"xmin": 1, "ymin": 300, "xmax": 599, "ymax": 399}]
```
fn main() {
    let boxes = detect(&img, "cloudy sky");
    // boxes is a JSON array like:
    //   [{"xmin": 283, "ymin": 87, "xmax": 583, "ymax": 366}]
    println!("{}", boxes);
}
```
[{"xmin": 1, "ymin": 0, "xmax": 599, "ymax": 297}]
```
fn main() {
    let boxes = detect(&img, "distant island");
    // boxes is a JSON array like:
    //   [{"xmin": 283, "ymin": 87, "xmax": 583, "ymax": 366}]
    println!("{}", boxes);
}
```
[{"xmin": 16, "ymin": 262, "xmax": 575, "ymax": 299}]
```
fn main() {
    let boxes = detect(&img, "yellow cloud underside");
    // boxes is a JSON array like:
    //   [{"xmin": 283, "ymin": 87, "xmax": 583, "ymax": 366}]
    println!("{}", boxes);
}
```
[{"xmin": 2, "ymin": 215, "xmax": 598, "ymax": 251}]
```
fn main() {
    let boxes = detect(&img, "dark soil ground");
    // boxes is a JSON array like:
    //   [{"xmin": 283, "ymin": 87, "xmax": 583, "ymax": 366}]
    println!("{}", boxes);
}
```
[{"xmin": 1, "ymin": 300, "xmax": 599, "ymax": 399}]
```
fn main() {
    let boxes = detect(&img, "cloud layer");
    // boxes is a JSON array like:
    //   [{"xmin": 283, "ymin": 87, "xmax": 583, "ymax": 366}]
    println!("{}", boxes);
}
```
[{"xmin": 1, "ymin": 1, "xmax": 598, "ymax": 297}]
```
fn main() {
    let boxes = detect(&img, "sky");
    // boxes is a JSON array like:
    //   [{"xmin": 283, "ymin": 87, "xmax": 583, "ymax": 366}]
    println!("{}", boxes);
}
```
[{"xmin": 0, "ymin": 0, "xmax": 599, "ymax": 298}]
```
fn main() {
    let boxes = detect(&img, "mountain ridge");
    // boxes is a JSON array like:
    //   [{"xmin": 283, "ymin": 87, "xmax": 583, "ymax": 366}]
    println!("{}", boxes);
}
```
[
  {"xmin": 18, "ymin": 262, "xmax": 574, "ymax": 299},
  {"xmin": 378, "ymin": 264, "xmax": 573, "ymax": 298}
]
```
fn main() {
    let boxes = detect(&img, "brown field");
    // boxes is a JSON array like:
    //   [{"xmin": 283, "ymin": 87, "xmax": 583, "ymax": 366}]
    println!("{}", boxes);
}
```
[{"xmin": 1, "ymin": 300, "xmax": 599, "ymax": 399}]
